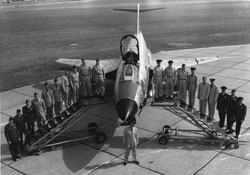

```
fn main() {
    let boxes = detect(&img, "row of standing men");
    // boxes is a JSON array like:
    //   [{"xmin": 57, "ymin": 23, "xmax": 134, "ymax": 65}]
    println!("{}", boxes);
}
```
[
  {"xmin": 153, "ymin": 59, "xmax": 247, "ymax": 139},
  {"xmin": 4, "ymin": 58, "xmax": 106, "ymax": 161}
]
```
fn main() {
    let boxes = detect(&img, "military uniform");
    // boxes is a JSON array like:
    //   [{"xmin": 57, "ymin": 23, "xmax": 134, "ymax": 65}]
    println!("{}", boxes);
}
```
[
  {"xmin": 70, "ymin": 71, "xmax": 80, "ymax": 103},
  {"xmin": 31, "ymin": 98, "xmax": 47, "ymax": 129},
  {"xmin": 198, "ymin": 82, "xmax": 210, "ymax": 116},
  {"xmin": 187, "ymin": 72, "xmax": 198, "ymax": 108},
  {"xmin": 61, "ymin": 74, "xmax": 70, "ymax": 107},
  {"xmin": 226, "ymin": 94, "xmax": 238, "ymax": 132},
  {"xmin": 14, "ymin": 114, "xmax": 27, "ymax": 148},
  {"xmin": 92, "ymin": 64, "xmax": 105, "ymax": 96},
  {"xmin": 79, "ymin": 64, "xmax": 93, "ymax": 97},
  {"xmin": 153, "ymin": 65, "xmax": 163, "ymax": 99},
  {"xmin": 178, "ymin": 68, "xmax": 188, "ymax": 104},
  {"xmin": 22, "ymin": 104, "xmax": 35, "ymax": 137},
  {"xmin": 5, "ymin": 122, "xmax": 20, "ymax": 161},
  {"xmin": 41, "ymin": 87, "xmax": 55, "ymax": 120},
  {"xmin": 235, "ymin": 99, "xmax": 247, "ymax": 138},
  {"xmin": 163, "ymin": 66, "xmax": 176, "ymax": 98},
  {"xmin": 208, "ymin": 82, "xmax": 219, "ymax": 119},
  {"xmin": 217, "ymin": 90, "xmax": 229, "ymax": 128},
  {"xmin": 52, "ymin": 83, "xmax": 63, "ymax": 116},
  {"xmin": 123, "ymin": 125, "xmax": 139, "ymax": 164}
]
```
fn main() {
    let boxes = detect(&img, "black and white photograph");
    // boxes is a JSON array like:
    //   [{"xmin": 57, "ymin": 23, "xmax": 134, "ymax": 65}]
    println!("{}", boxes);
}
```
[{"xmin": 1, "ymin": 0, "xmax": 250, "ymax": 174}]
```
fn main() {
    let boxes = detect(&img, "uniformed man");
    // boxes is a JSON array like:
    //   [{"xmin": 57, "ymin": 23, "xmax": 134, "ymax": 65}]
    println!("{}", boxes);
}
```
[
  {"xmin": 198, "ymin": 76, "xmax": 210, "ymax": 118},
  {"xmin": 207, "ymin": 78, "xmax": 219, "ymax": 122},
  {"xmin": 216, "ymin": 86, "xmax": 229, "ymax": 128},
  {"xmin": 226, "ymin": 89, "xmax": 238, "ymax": 134},
  {"xmin": 163, "ymin": 60, "xmax": 176, "ymax": 99},
  {"xmin": 187, "ymin": 67, "xmax": 198, "ymax": 108},
  {"xmin": 70, "ymin": 65, "xmax": 80, "ymax": 103},
  {"xmin": 22, "ymin": 100, "xmax": 35, "ymax": 138},
  {"xmin": 41, "ymin": 82, "xmax": 55, "ymax": 120},
  {"xmin": 5, "ymin": 117, "xmax": 20, "ymax": 161},
  {"xmin": 235, "ymin": 97, "xmax": 247, "ymax": 140},
  {"xmin": 79, "ymin": 58, "xmax": 93, "ymax": 97},
  {"xmin": 153, "ymin": 59, "xmax": 164, "ymax": 100},
  {"xmin": 32, "ymin": 92, "xmax": 47, "ymax": 129},
  {"xmin": 52, "ymin": 77, "xmax": 63, "ymax": 116},
  {"xmin": 92, "ymin": 58, "xmax": 105, "ymax": 97},
  {"xmin": 14, "ymin": 109, "xmax": 27, "ymax": 150},
  {"xmin": 61, "ymin": 68, "xmax": 71, "ymax": 108},
  {"xmin": 178, "ymin": 64, "xmax": 189, "ymax": 105},
  {"xmin": 123, "ymin": 119, "xmax": 139, "ymax": 166}
]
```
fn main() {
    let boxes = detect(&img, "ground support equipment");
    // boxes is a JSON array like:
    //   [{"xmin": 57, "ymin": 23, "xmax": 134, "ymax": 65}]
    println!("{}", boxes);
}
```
[
  {"xmin": 151, "ymin": 101, "xmax": 240, "ymax": 149},
  {"xmin": 29, "ymin": 103, "xmax": 107, "ymax": 153}
]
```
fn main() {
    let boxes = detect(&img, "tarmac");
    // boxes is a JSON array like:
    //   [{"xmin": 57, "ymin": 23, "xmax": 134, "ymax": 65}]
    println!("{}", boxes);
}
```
[{"xmin": 1, "ymin": 44, "xmax": 250, "ymax": 175}]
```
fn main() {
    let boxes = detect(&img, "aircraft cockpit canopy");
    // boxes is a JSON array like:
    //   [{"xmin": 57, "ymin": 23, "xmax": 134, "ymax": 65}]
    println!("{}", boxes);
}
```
[{"xmin": 120, "ymin": 34, "xmax": 140, "ymax": 66}]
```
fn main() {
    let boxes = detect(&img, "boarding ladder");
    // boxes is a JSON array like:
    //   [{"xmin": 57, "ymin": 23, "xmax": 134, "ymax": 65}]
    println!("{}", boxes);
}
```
[
  {"xmin": 152, "ymin": 101, "xmax": 239, "ymax": 147},
  {"xmin": 29, "ymin": 104, "xmax": 98, "ymax": 152}
]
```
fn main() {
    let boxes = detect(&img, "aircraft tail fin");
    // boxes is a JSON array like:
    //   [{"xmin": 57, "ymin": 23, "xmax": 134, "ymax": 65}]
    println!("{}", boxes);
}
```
[{"xmin": 114, "ymin": 4, "xmax": 164, "ymax": 34}]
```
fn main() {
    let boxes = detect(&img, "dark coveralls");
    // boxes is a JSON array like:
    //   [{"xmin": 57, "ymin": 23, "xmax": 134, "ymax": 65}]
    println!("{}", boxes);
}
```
[
  {"xmin": 226, "ymin": 95, "xmax": 237, "ymax": 132},
  {"xmin": 4, "ymin": 124, "xmax": 20, "ymax": 161},
  {"xmin": 14, "ymin": 115, "xmax": 27, "ymax": 149},
  {"xmin": 235, "ymin": 103, "xmax": 247, "ymax": 138},
  {"xmin": 217, "ymin": 92, "xmax": 229, "ymax": 128},
  {"xmin": 22, "ymin": 105, "xmax": 35, "ymax": 137}
]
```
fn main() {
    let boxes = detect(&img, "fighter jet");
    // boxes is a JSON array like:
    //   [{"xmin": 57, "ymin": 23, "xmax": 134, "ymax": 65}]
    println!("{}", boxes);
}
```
[{"xmin": 56, "ymin": 4, "xmax": 219, "ymax": 124}]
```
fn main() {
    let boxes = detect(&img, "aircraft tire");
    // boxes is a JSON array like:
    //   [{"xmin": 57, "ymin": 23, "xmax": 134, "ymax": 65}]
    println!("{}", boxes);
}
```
[
  {"xmin": 159, "ymin": 136, "xmax": 168, "ymax": 145},
  {"xmin": 87, "ymin": 122, "xmax": 98, "ymax": 134},
  {"xmin": 95, "ymin": 132, "xmax": 107, "ymax": 143}
]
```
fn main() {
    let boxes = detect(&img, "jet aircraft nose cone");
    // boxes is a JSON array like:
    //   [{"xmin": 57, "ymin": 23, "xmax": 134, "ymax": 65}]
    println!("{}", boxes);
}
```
[{"xmin": 116, "ymin": 98, "xmax": 138, "ymax": 122}]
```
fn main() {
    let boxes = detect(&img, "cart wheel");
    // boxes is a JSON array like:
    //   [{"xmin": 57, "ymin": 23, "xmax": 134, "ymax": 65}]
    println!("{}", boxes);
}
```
[
  {"xmin": 234, "ymin": 143, "xmax": 239, "ymax": 149},
  {"xmin": 87, "ymin": 122, "xmax": 98, "ymax": 134},
  {"xmin": 96, "ymin": 132, "xmax": 107, "ymax": 143},
  {"xmin": 162, "ymin": 125, "xmax": 171, "ymax": 134},
  {"xmin": 159, "ymin": 136, "xmax": 169, "ymax": 145}
]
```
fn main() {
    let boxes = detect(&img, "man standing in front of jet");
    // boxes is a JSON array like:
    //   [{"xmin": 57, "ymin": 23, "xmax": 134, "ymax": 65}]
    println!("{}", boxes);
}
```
[
  {"xmin": 153, "ymin": 59, "xmax": 164, "ymax": 101},
  {"xmin": 123, "ymin": 119, "xmax": 139, "ymax": 166},
  {"xmin": 92, "ymin": 58, "xmax": 105, "ymax": 98}
]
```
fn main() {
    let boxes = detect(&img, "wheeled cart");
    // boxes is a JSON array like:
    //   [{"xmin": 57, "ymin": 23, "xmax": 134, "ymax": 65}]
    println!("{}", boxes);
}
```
[
  {"xmin": 152, "ymin": 102, "xmax": 240, "ymax": 149},
  {"xmin": 28, "ymin": 103, "xmax": 107, "ymax": 153}
]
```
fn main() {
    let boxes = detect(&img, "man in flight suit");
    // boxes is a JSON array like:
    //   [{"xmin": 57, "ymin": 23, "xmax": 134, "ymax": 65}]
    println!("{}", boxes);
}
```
[
  {"xmin": 178, "ymin": 64, "xmax": 188, "ymax": 105},
  {"xmin": 22, "ymin": 99, "xmax": 35, "ymax": 138},
  {"xmin": 70, "ymin": 65, "xmax": 80, "ymax": 103},
  {"xmin": 153, "ymin": 59, "xmax": 163, "ymax": 101},
  {"xmin": 123, "ymin": 119, "xmax": 139, "ymax": 165},
  {"xmin": 14, "ymin": 109, "xmax": 27, "ymax": 150},
  {"xmin": 5, "ymin": 117, "xmax": 20, "ymax": 161},
  {"xmin": 79, "ymin": 58, "xmax": 93, "ymax": 97},
  {"xmin": 32, "ymin": 92, "xmax": 47, "ymax": 129},
  {"xmin": 163, "ymin": 60, "xmax": 176, "ymax": 99},
  {"xmin": 61, "ymin": 68, "xmax": 71, "ymax": 108},
  {"xmin": 235, "ymin": 97, "xmax": 247, "ymax": 140},
  {"xmin": 226, "ymin": 89, "xmax": 238, "ymax": 134},
  {"xmin": 198, "ymin": 76, "xmax": 210, "ymax": 118},
  {"xmin": 217, "ymin": 86, "xmax": 229, "ymax": 128},
  {"xmin": 187, "ymin": 67, "xmax": 198, "ymax": 109},
  {"xmin": 41, "ymin": 82, "xmax": 55, "ymax": 120},
  {"xmin": 207, "ymin": 78, "xmax": 219, "ymax": 122},
  {"xmin": 52, "ymin": 77, "xmax": 63, "ymax": 116},
  {"xmin": 92, "ymin": 59, "xmax": 105, "ymax": 98}
]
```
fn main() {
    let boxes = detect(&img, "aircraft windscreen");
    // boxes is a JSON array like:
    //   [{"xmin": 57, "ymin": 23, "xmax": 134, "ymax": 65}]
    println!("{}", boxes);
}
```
[{"xmin": 120, "ymin": 64, "xmax": 139, "ymax": 81}]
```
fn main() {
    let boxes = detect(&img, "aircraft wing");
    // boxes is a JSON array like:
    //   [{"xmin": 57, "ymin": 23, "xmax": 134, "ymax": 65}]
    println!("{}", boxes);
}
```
[
  {"xmin": 151, "ymin": 53, "xmax": 219, "ymax": 69},
  {"xmin": 56, "ymin": 58, "xmax": 122, "ymax": 73}
]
